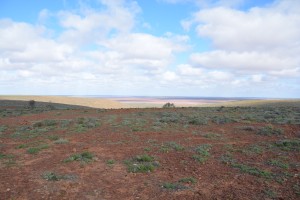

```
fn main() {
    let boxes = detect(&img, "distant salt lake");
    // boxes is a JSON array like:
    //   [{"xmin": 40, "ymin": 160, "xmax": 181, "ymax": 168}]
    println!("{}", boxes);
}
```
[{"xmin": 75, "ymin": 96, "xmax": 259, "ymax": 106}]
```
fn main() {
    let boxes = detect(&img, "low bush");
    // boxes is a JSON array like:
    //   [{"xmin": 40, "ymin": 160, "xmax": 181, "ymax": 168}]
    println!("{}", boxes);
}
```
[
  {"xmin": 274, "ymin": 139, "xmax": 300, "ymax": 151},
  {"xmin": 231, "ymin": 163, "xmax": 272, "ymax": 179},
  {"xmin": 42, "ymin": 171, "xmax": 77, "ymax": 181},
  {"xmin": 257, "ymin": 125, "xmax": 283, "ymax": 136},
  {"xmin": 125, "ymin": 154, "xmax": 159, "ymax": 173},
  {"xmin": 162, "ymin": 182, "xmax": 187, "ymax": 190},
  {"xmin": 192, "ymin": 144, "xmax": 212, "ymax": 164},
  {"xmin": 162, "ymin": 102, "xmax": 175, "ymax": 108},
  {"xmin": 64, "ymin": 152, "xmax": 94, "ymax": 163}
]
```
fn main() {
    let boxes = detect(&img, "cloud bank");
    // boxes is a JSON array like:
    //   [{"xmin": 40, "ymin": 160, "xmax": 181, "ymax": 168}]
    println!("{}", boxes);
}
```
[{"xmin": 0, "ymin": 0, "xmax": 299, "ymax": 97}]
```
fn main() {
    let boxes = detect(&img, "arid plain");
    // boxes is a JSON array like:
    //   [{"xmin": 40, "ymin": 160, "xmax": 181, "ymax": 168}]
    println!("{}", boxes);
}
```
[{"xmin": 0, "ymin": 96, "xmax": 300, "ymax": 199}]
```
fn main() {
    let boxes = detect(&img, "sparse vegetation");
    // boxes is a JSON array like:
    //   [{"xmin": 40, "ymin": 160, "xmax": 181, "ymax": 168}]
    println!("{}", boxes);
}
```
[
  {"xmin": 1, "ymin": 101, "xmax": 300, "ymax": 199},
  {"xmin": 75, "ymin": 117, "xmax": 100, "ymax": 132},
  {"xmin": 27, "ymin": 144, "xmax": 49, "ymax": 154},
  {"xmin": 163, "ymin": 141, "xmax": 184, "ymax": 151},
  {"xmin": 42, "ymin": 171, "xmax": 60, "ymax": 181},
  {"xmin": 263, "ymin": 189, "xmax": 277, "ymax": 199},
  {"xmin": 53, "ymin": 138, "xmax": 69, "ymax": 144},
  {"xmin": 242, "ymin": 144, "xmax": 264, "ymax": 155},
  {"xmin": 106, "ymin": 159, "xmax": 115, "ymax": 166},
  {"xmin": 162, "ymin": 182, "xmax": 187, "ymax": 190},
  {"xmin": 162, "ymin": 102, "xmax": 175, "ymax": 108},
  {"xmin": 238, "ymin": 126, "xmax": 255, "ymax": 131},
  {"xmin": 231, "ymin": 163, "xmax": 272, "ymax": 179},
  {"xmin": 188, "ymin": 116, "xmax": 208, "ymax": 125},
  {"xmin": 64, "ymin": 152, "xmax": 94, "ymax": 163},
  {"xmin": 293, "ymin": 184, "xmax": 300, "ymax": 196},
  {"xmin": 274, "ymin": 139, "xmax": 300, "ymax": 151},
  {"xmin": 203, "ymin": 133, "xmax": 222, "ymax": 139},
  {"xmin": 125, "ymin": 154, "xmax": 158, "ymax": 173},
  {"xmin": 192, "ymin": 144, "xmax": 212, "ymax": 164},
  {"xmin": 42, "ymin": 171, "xmax": 77, "ymax": 181},
  {"xmin": 28, "ymin": 100, "xmax": 36, "ymax": 109},
  {"xmin": 0, "ymin": 125, "xmax": 7, "ymax": 133},
  {"xmin": 268, "ymin": 159, "xmax": 289, "ymax": 169},
  {"xmin": 257, "ymin": 125, "xmax": 283, "ymax": 136},
  {"xmin": 178, "ymin": 177, "xmax": 197, "ymax": 184}
]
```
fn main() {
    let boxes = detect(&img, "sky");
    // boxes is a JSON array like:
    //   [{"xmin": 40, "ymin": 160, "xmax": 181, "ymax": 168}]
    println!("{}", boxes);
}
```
[{"xmin": 0, "ymin": 0, "xmax": 299, "ymax": 98}]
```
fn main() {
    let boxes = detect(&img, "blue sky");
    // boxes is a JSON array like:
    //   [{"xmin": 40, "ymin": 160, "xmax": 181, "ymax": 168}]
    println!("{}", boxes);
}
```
[{"xmin": 0, "ymin": 0, "xmax": 299, "ymax": 97}]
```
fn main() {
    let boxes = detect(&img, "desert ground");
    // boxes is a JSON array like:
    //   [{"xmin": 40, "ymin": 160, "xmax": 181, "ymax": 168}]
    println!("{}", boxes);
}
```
[
  {"xmin": 0, "ymin": 96, "xmax": 123, "ymax": 109},
  {"xmin": 0, "ymin": 97, "xmax": 300, "ymax": 199},
  {"xmin": 1, "ymin": 95, "xmax": 299, "ymax": 108}
]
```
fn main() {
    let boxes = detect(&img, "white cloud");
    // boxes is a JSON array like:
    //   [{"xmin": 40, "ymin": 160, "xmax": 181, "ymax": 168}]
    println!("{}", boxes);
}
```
[
  {"xmin": 0, "ymin": 1, "xmax": 191, "ymax": 95},
  {"xmin": 190, "ymin": 50, "xmax": 299, "ymax": 72},
  {"xmin": 0, "ymin": 19, "xmax": 73, "ymax": 64},
  {"xmin": 58, "ymin": 0, "xmax": 140, "ymax": 46},
  {"xmin": 193, "ymin": 5, "xmax": 300, "ymax": 51},
  {"xmin": 251, "ymin": 74, "xmax": 264, "ymax": 83},
  {"xmin": 208, "ymin": 70, "xmax": 232, "ymax": 81},
  {"xmin": 1, "ymin": 0, "xmax": 299, "ymax": 97},
  {"xmin": 184, "ymin": 0, "xmax": 300, "ymax": 81},
  {"xmin": 160, "ymin": 0, "xmax": 246, "ymax": 8},
  {"xmin": 103, "ymin": 33, "xmax": 175, "ymax": 59},
  {"xmin": 177, "ymin": 64, "xmax": 203, "ymax": 76},
  {"xmin": 161, "ymin": 71, "xmax": 179, "ymax": 81}
]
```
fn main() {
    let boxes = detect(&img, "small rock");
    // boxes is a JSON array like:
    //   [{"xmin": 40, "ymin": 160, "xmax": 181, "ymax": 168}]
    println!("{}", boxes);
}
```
[{"xmin": 6, "ymin": 188, "xmax": 10, "ymax": 192}]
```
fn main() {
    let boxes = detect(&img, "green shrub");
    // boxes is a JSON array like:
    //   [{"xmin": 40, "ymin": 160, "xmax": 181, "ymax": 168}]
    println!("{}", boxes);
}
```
[
  {"xmin": 159, "ymin": 112, "xmax": 181, "ymax": 123},
  {"xmin": 162, "ymin": 102, "xmax": 175, "ymax": 108},
  {"xmin": 127, "ymin": 163, "xmax": 155, "ymax": 173},
  {"xmin": 192, "ymin": 144, "xmax": 212, "ymax": 164},
  {"xmin": 0, "ymin": 125, "xmax": 7, "ymax": 133},
  {"xmin": 293, "ymin": 184, "xmax": 300, "ymax": 196},
  {"xmin": 178, "ymin": 177, "xmax": 197, "ymax": 184},
  {"xmin": 242, "ymin": 145, "xmax": 264, "ymax": 155},
  {"xmin": 212, "ymin": 116, "xmax": 235, "ymax": 124},
  {"xmin": 125, "ymin": 154, "xmax": 158, "ymax": 173},
  {"xmin": 134, "ymin": 154, "xmax": 154, "ymax": 162},
  {"xmin": 268, "ymin": 159, "xmax": 289, "ymax": 169},
  {"xmin": 188, "ymin": 116, "xmax": 208, "ymax": 125},
  {"xmin": 27, "ymin": 147, "xmax": 40, "ymax": 154},
  {"xmin": 203, "ymin": 133, "xmax": 221, "ymax": 139},
  {"xmin": 42, "ymin": 171, "xmax": 60, "ymax": 181},
  {"xmin": 44, "ymin": 119, "xmax": 57, "ymax": 126},
  {"xmin": 162, "ymin": 182, "xmax": 187, "ymax": 190},
  {"xmin": 231, "ymin": 163, "xmax": 272, "ymax": 178},
  {"xmin": 195, "ymin": 144, "xmax": 212, "ymax": 156},
  {"xmin": 257, "ymin": 125, "xmax": 283, "ymax": 136},
  {"xmin": 16, "ymin": 144, "xmax": 28, "ymax": 149},
  {"xmin": 42, "ymin": 171, "xmax": 77, "ymax": 181},
  {"xmin": 106, "ymin": 159, "xmax": 115, "ymax": 165},
  {"xmin": 165, "ymin": 141, "xmax": 184, "ymax": 151},
  {"xmin": 220, "ymin": 153, "xmax": 235, "ymax": 164},
  {"xmin": 144, "ymin": 147, "xmax": 151, "ymax": 152},
  {"xmin": 64, "ymin": 152, "xmax": 94, "ymax": 163},
  {"xmin": 263, "ymin": 189, "xmax": 277, "ymax": 198},
  {"xmin": 48, "ymin": 135, "xmax": 60, "ymax": 141},
  {"xmin": 75, "ymin": 117, "xmax": 100, "ymax": 132},
  {"xmin": 274, "ymin": 139, "xmax": 300, "ymax": 151},
  {"xmin": 27, "ymin": 144, "xmax": 49, "ymax": 154},
  {"xmin": 238, "ymin": 126, "xmax": 255, "ymax": 131},
  {"xmin": 29, "ymin": 100, "xmax": 35, "ymax": 109},
  {"xmin": 54, "ymin": 138, "xmax": 69, "ymax": 144}
]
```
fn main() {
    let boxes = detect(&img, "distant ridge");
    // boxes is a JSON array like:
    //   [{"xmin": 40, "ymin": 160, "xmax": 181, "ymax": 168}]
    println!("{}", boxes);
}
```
[{"xmin": 0, "ymin": 96, "xmax": 124, "ymax": 109}]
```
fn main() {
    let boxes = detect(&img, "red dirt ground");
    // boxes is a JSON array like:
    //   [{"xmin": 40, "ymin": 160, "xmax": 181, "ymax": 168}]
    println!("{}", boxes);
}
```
[{"xmin": 0, "ymin": 107, "xmax": 300, "ymax": 199}]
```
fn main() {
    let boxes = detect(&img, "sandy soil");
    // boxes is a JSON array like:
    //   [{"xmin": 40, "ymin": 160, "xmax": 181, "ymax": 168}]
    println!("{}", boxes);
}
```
[
  {"xmin": 1, "ymin": 96, "xmax": 299, "ymax": 109},
  {"xmin": 0, "ymin": 96, "xmax": 124, "ymax": 109}
]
